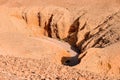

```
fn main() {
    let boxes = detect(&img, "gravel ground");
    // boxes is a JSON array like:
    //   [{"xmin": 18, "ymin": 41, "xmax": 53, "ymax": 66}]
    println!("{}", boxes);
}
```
[{"xmin": 0, "ymin": 55, "xmax": 119, "ymax": 80}]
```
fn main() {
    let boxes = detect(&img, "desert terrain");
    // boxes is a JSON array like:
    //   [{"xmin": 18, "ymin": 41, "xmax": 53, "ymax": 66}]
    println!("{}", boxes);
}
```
[{"xmin": 0, "ymin": 0, "xmax": 120, "ymax": 80}]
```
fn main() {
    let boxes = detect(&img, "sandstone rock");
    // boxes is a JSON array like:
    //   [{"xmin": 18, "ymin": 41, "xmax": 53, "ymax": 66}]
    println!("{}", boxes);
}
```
[
  {"xmin": 76, "ymin": 41, "xmax": 120, "ymax": 77},
  {"xmin": 11, "ymin": 6, "xmax": 72, "ymax": 39},
  {"xmin": 9, "ymin": 4, "xmax": 120, "ymax": 52},
  {"xmin": 0, "ymin": 0, "xmax": 120, "ymax": 79}
]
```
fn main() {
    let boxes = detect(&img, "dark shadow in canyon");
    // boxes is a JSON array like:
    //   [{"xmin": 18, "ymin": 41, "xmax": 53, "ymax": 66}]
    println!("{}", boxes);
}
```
[
  {"xmin": 61, "ymin": 55, "xmax": 80, "ymax": 66},
  {"xmin": 61, "ymin": 17, "xmax": 81, "ymax": 66},
  {"xmin": 61, "ymin": 50, "xmax": 87, "ymax": 66}
]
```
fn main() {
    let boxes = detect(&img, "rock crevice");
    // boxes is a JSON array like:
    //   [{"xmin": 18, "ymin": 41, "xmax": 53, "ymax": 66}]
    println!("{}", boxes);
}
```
[{"xmin": 13, "ymin": 7, "xmax": 120, "ymax": 54}]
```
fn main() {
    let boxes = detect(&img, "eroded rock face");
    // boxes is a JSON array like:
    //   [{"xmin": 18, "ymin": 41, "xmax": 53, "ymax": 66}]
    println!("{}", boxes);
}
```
[
  {"xmin": 11, "ymin": 6, "xmax": 72, "ymax": 39},
  {"xmin": 11, "ymin": 6, "xmax": 120, "ymax": 52},
  {"xmin": 0, "ymin": 0, "xmax": 120, "ymax": 78},
  {"xmin": 77, "ymin": 11, "xmax": 120, "ymax": 52},
  {"xmin": 9, "ymin": 6, "xmax": 120, "ymax": 77},
  {"xmin": 77, "ymin": 41, "xmax": 120, "ymax": 77}
]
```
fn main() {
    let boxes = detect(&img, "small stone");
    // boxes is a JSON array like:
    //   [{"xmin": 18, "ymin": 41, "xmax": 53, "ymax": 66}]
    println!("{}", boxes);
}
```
[
  {"xmin": 41, "ymin": 75, "xmax": 45, "ymax": 79},
  {"xmin": 78, "ymin": 77, "xmax": 87, "ymax": 80}
]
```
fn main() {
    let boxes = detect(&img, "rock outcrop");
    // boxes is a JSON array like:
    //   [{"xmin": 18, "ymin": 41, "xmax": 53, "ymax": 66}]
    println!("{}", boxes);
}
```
[
  {"xmin": 77, "ymin": 41, "xmax": 120, "ymax": 77},
  {"xmin": 11, "ymin": 5, "xmax": 120, "ymax": 52},
  {"xmin": 0, "ymin": 0, "xmax": 120, "ymax": 79}
]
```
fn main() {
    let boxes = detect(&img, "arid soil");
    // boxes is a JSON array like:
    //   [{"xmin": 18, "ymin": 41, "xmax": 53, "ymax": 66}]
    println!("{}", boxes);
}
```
[
  {"xmin": 0, "ymin": 55, "xmax": 119, "ymax": 80},
  {"xmin": 0, "ymin": 0, "xmax": 120, "ymax": 80}
]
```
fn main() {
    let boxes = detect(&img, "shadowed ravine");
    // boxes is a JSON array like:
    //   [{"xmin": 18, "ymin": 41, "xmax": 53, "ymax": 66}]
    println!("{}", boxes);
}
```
[{"xmin": 0, "ymin": 0, "xmax": 120, "ymax": 79}]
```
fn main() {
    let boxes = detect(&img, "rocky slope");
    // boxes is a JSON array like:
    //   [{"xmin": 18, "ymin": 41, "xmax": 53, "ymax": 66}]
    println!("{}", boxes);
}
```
[
  {"xmin": 0, "ymin": 0, "xmax": 120, "ymax": 79},
  {"xmin": 9, "ymin": 2, "xmax": 120, "ymax": 52},
  {"xmin": 0, "ymin": 55, "xmax": 119, "ymax": 80},
  {"xmin": 77, "ymin": 41, "xmax": 120, "ymax": 77}
]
